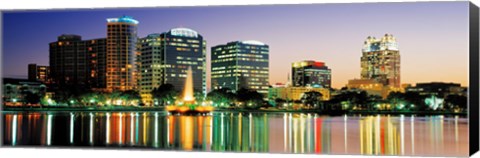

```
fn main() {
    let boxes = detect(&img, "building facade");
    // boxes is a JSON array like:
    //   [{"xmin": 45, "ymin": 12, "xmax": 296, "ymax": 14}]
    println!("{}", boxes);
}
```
[
  {"xmin": 405, "ymin": 82, "xmax": 467, "ymax": 97},
  {"xmin": 49, "ymin": 35, "xmax": 107, "ymax": 88},
  {"xmin": 211, "ymin": 40, "xmax": 269, "ymax": 95},
  {"xmin": 268, "ymin": 86, "xmax": 330, "ymax": 101},
  {"xmin": 346, "ymin": 78, "xmax": 402, "ymax": 98},
  {"xmin": 106, "ymin": 16, "xmax": 138, "ymax": 91},
  {"xmin": 86, "ymin": 38, "xmax": 108, "ymax": 89},
  {"xmin": 3, "ymin": 78, "xmax": 47, "ymax": 106},
  {"xmin": 49, "ymin": 34, "xmax": 89, "ymax": 86},
  {"xmin": 28, "ymin": 64, "xmax": 51, "ymax": 84},
  {"xmin": 138, "ymin": 28, "xmax": 206, "ymax": 104},
  {"xmin": 292, "ymin": 60, "xmax": 331, "ymax": 88},
  {"xmin": 361, "ymin": 34, "xmax": 401, "ymax": 88}
]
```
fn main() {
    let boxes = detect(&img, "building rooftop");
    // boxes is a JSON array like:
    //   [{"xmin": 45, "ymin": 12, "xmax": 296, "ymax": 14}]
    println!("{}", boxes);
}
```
[
  {"xmin": 415, "ymin": 82, "xmax": 462, "ymax": 87},
  {"xmin": 362, "ymin": 33, "xmax": 398, "ymax": 52},
  {"xmin": 240, "ymin": 40, "xmax": 266, "ymax": 46},
  {"xmin": 3, "ymin": 78, "xmax": 44, "ymax": 86},
  {"xmin": 57, "ymin": 34, "xmax": 82, "ymax": 41},
  {"xmin": 107, "ymin": 16, "xmax": 139, "ymax": 25},
  {"xmin": 292, "ymin": 60, "xmax": 327, "ymax": 68},
  {"xmin": 169, "ymin": 27, "xmax": 199, "ymax": 38},
  {"xmin": 213, "ymin": 40, "xmax": 268, "ymax": 48}
]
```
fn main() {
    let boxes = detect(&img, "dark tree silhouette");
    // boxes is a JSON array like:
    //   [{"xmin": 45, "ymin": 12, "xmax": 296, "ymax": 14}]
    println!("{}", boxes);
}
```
[
  {"xmin": 445, "ymin": 94, "xmax": 467, "ymax": 110},
  {"xmin": 236, "ymin": 88, "xmax": 264, "ymax": 109},
  {"xmin": 151, "ymin": 84, "xmax": 178, "ymax": 106},
  {"xmin": 206, "ymin": 88, "xmax": 236, "ymax": 107},
  {"xmin": 23, "ymin": 91, "xmax": 41, "ymax": 105}
]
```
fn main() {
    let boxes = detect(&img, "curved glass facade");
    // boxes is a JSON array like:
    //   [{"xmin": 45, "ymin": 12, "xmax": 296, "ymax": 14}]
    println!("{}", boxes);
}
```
[
  {"xmin": 138, "ymin": 28, "xmax": 206, "ymax": 105},
  {"xmin": 106, "ymin": 16, "xmax": 138, "ymax": 91}
]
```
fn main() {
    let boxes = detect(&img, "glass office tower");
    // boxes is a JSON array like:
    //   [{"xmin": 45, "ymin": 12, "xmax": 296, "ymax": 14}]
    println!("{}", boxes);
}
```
[
  {"xmin": 211, "ymin": 40, "xmax": 269, "ymax": 95},
  {"xmin": 138, "ymin": 28, "xmax": 206, "ymax": 105}
]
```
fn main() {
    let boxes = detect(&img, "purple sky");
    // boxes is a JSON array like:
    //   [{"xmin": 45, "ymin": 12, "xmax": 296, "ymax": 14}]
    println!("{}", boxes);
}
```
[{"xmin": 2, "ymin": 2, "xmax": 470, "ymax": 89}]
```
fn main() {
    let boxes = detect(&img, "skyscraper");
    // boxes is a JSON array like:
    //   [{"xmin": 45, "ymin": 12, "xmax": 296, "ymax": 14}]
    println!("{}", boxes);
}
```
[
  {"xmin": 49, "ymin": 35, "xmax": 107, "ymax": 88},
  {"xmin": 138, "ymin": 28, "xmax": 206, "ymax": 104},
  {"xmin": 291, "ymin": 60, "xmax": 331, "ymax": 88},
  {"xmin": 49, "ymin": 34, "xmax": 88, "ymax": 86},
  {"xmin": 211, "ymin": 40, "xmax": 269, "ymax": 95},
  {"xmin": 361, "ymin": 34, "xmax": 401, "ymax": 87},
  {"xmin": 106, "ymin": 16, "xmax": 138, "ymax": 91}
]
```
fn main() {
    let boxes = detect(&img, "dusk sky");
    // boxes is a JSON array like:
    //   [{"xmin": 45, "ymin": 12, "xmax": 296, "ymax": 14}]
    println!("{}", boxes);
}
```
[{"xmin": 2, "ymin": 1, "xmax": 469, "ymax": 89}]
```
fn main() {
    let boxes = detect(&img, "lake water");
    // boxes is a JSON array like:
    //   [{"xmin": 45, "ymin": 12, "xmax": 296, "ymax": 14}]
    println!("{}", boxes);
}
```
[{"xmin": 2, "ymin": 111, "xmax": 469, "ymax": 157}]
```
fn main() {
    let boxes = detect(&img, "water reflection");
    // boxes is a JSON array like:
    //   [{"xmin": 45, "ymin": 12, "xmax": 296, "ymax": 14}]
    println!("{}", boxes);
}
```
[
  {"xmin": 359, "ymin": 115, "xmax": 401, "ymax": 155},
  {"xmin": 2, "ymin": 112, "xmax": 468, "ymax": 157},
  {"xmin": 211, "ymin": 113, "xmax": 269, "ymax": 152}
]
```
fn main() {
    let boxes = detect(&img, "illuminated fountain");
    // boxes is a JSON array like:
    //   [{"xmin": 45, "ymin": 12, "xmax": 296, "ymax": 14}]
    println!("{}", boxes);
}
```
[
  {"xmin": 165, "ymin": 66, "xmax": 214, "ymax": 114},
  {"xmin": 425, "ymin": 95, "xmax": 444, "ymax": 110},
  {"xmin": 183, "ymin": 66, "xmax": 195, "ymax": 104}
]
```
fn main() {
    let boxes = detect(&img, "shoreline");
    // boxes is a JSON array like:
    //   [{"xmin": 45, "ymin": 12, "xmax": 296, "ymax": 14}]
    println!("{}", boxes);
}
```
[{"xmin": 1, "ymin": 107, "xmax": 467, "ymax": 116}]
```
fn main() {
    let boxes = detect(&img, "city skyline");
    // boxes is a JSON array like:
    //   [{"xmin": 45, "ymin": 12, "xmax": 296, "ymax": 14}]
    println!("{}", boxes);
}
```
[{"xmin": 2, "ymin": 2, "xmax": 469, "ymax": 89}]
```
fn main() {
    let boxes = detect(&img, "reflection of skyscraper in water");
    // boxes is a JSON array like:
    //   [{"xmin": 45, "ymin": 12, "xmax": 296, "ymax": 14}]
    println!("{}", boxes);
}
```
[
  {"xmin": 283, "ymin": 113, "xmax": 332, "ymax": 154},
  {"xmin": 211, "ymin": 113, "xmax": 269, "ymax": 152},
  {"xmin": 359, "ymin": 116, "xmax": 402, "ymax": 155},
  {"xmin": 428, "ymin": 116, "xmax": 444, "ymax": 155},
  {"xmin": 0, "ymin": 113, "xmax": 468, "ymax": 156}
]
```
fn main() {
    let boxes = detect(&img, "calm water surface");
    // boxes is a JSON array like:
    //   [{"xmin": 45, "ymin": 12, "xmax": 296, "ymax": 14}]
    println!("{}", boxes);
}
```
[{"xmin": 2, "ymin": 111, "xmax": 469, "ymax": 157}]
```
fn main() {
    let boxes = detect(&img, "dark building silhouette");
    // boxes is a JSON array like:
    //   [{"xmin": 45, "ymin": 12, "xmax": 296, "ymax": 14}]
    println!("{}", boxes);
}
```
[
  {"xmin": 28, "ymin": 63, "xmax": 51, "ymax": 84},
  {"xmin": 406, "ymin": 82, "xmax": 467, "ymax": 97},
  {"xmin": 49, "ymin": 34, "xmax": 106, "ymax": 88}
]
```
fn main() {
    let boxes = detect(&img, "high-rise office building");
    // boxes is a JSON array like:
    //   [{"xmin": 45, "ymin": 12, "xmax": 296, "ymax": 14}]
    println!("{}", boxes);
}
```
[
  {"xmin": 137, "ymin": 34, "xmax": 163, "ymax": 104},
  {"xmin": 49, "ymin": 34, "xmax": 89, "ymax": 86},
  {"xmin": 49, "ymin": 35, "xmax": 106, "ymax": 88},
  {"xmin": 138, "ymin": 28, "xmax": 206, "ymax": 104},
  {"xmin": 106, "ymin": 16, "xmax": 138, "ymax": 91},
  {"xmin": 361, "ymin": 34, "xmax": 401, "ymax": 87},
  {"xmin": 291, "ymin": 60, "xmax": 331, "ymax": 88},
  {"xmin": 28, "ymin": 64, "xmax": 51, "ymax": 84},
  {"xmin": 211, "ymin": 40, "xmax": 269, "ymax": 95}
]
